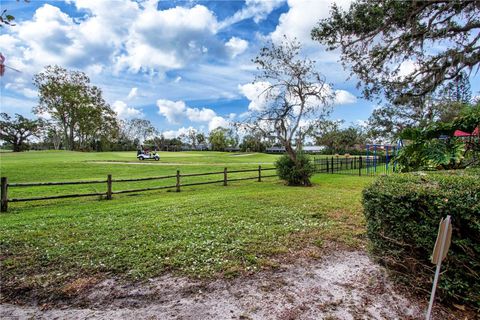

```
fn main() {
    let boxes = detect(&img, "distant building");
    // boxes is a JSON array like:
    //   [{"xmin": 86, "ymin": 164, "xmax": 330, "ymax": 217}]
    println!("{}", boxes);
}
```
[
  {"xmin": 195, "ymin": 144, "xmax": 208, "ymax": 151},
  {"xmin": 265, "ymin": 145, "xmax": 325, "ymax": 154},
  {"xmin": 265, "ymin": 146, "xmax": 285, "ymax": 153},
  {"xmin": 302, "ymin": 146, "xmax": 325, "ymax": 153}
]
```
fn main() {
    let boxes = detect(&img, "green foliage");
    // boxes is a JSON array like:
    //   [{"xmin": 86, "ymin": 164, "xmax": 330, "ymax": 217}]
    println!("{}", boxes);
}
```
[
  {"xmin": 395, "ymin": 102, "xmax": 480, "ymax": 172},
  {"xmin": 395, "ymin": 137, "xmax": 465, "ymax": 172},
  {"xmin": 208, "ymin": 127, "xmax": 237, "ymax": 151},
  {"xmin": 312, "ymin": 0, "xmax": 480, "ymax": 103},
  {"xmin": 239, "ymin": 134, "xmax": 267, "ymax": 152},
  {"xmin": 275, "ymin": 153, "xmax": 315, "ymax": 186},
  {"xmin": 0, "ymin": 113, "xmax": 43, "ymax": 152},
  {"xmin": 314, "ymin": 122, "xmax": 366, "ymax": 152},
  {"xmin": 33, "ymin": 65, "xmax": 119, "ymax": 151},
  {"xmin": 362, "ymin": 170, "xmax": 480, "ymax": 308}
]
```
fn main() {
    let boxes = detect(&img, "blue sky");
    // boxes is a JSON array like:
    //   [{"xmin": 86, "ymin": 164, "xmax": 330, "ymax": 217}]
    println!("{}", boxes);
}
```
[{"xmin": 1, "ymin": 0, "xmax": 478, "ymax": 138}]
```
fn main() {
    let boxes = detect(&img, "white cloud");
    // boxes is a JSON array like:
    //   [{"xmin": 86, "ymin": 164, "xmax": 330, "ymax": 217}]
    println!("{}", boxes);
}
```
[
  {"xmin": 271, "ymin": 0, "xmax": 352, "ymax": 45},
  {"xmin": 238, "ymin": 81, "xmax": 271, "ymax": 111},
  {"xmin": 156, "ymin": 99, "xmax": 187, "ymax": 124},
  {"xmin": 112, "ymin": 100, "xmax": 143, "ymax": 119},
  {"xmin": 156, "ymin": 98, "xmax": 230, "ymax": 131},
  {"xmin": 162, "ymin": 126, "xmax": 196, "ymax": 139},
  {"xmin": 334, "ymin": 90, "xmax": 357, "ymax": 104},
  {"xmin": 220, "ymin": 0, "xmax": 285, "ymax": 28},
  {"xmin": 127, "ymin": 87, "xmax": 138, "ymax": 100},
  {"xmin": 2, "ymin": 1, "xmax": 238, "ymax": 80},
  {"xmin": 208, "ymin": 116, "xmax": 229, "ymax": 131},
  {"xmin": 156, "ymin": 98, "xmax": 218, "ymax": 125},
  {"xmin": 225, "ymin": 37, "xmax": 249, "ymax": 58},
  {"xmin": 186, "ymin": 107, "xmax": 217, "ymax": 122},
  {"xmin": 0, "ymin": 94, "xmax": 36, "ymax": 114},
  {"xmin": 116, "ymin": 4, "xmax": 220, "ymax": 72}
]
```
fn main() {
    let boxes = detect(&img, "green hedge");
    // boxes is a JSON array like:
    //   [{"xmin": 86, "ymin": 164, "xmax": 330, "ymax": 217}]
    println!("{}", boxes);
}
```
[
  {"xmin": 275, "ymin": 152, "xmax": 315, "ymax": 186},
  {"xmin": 362, "ymin": 169, "xmax": 480, "ymax": 309}
]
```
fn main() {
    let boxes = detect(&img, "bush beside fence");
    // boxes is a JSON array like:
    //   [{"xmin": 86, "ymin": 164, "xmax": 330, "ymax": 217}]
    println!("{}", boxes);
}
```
[{"xmin": 362, "ymin": 169, "xmax": 480, "ymax": 309}]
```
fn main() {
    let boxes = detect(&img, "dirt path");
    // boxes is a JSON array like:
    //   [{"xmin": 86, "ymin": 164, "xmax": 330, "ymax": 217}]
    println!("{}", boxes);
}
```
[{"xmin": 1, "ymin": 251, "xmax": 456, "ymax": 320}]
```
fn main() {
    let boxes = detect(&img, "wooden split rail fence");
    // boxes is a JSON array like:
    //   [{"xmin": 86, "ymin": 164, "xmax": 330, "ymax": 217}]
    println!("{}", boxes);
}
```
[{"xmin": 0, "ymin": 166, "xmax": 277, "ymax": 212}]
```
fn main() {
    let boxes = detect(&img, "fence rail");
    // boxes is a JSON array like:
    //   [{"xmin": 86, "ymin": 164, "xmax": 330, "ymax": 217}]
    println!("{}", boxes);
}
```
[
  {"xmin": 0, "ymin": 166, "xmax": 277, "ymax": 212},
  {"xmin": 313, "ymin": 156, "xmax": 396, "ymax": 176}
]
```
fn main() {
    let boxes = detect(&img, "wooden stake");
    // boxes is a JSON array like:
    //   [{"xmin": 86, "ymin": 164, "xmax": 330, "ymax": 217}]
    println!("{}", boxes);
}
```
[
  {"xmin": 1, "ymin": 177, "xmax": 8, "ymax": 212},
  {"xmin": 106, "ymin": 174, "xmax": 112, "ymax": 200},
  {"xmin": 223, "ymin": 167, "xmax": 228, "ymax": 186},
  {"xmin": 258, "ymin": 165, "xmax": 262, "ymax": 182},
  {"xmin": 176, "ymin": 170, "xmax": 181, "ymax": 192}
]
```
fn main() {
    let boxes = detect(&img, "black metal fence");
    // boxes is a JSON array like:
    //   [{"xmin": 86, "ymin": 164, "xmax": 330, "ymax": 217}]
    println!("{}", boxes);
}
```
[{"xmin": 313, "ymin": 156, "xmax": 397, "ymax": 176}]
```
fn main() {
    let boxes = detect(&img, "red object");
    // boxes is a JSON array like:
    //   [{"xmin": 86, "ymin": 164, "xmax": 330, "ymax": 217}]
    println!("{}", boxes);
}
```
[
  {"xmin": 454, "ymin": 127, "xmax": 479, "ymax": 137},
  {"xmin": 454, "ymin": 130, "xmax": 472, "ymax": 137}
]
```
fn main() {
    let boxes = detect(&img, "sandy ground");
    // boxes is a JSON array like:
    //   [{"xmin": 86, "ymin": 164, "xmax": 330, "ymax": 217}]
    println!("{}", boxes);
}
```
[{"xmin": 1, "ymin": 251, "xmax": 458, "ymax": 320}]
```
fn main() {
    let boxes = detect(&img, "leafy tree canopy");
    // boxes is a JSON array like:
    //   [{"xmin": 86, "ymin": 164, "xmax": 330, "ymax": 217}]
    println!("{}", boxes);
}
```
[
  {"xmin": 33, "ymin": 65, "xmax": 118, "ymax": 151},
  {"xmin": 312, "ymin": 0, "xmax": 480, "ymax": 103},
  {"xmin": 367, "ymin": 72, "xmax": 473, "ymax": 141},
  {"xmin": 0, "ymin": 113, "xmax": 43, "ymax": 152}
]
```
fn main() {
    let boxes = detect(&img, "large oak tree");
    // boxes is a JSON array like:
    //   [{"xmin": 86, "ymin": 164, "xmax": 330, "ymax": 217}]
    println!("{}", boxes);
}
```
[
  {"xmin": 0, "ymin": 113, "xmax": 43, "ymax": 152},
  {"xmin": 33, "ymin": 65, "xmax": 118, "ymax": 151}
]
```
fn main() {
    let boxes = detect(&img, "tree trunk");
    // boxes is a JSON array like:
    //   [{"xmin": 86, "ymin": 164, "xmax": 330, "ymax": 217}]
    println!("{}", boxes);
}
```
[
  {"xmin": 69, "ymin": 126, "xmax": 75, "ymax": 151},
  {"xmin": 285, "ymin": 143, "xmax": 297, "ymax": 162}
]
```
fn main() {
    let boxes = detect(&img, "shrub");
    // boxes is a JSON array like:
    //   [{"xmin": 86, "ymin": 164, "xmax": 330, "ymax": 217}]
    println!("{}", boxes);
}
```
[
  {"xmin": 362, "ymin": 169, "xmax": 480, "ymax": 309},
  {"xmin": 275, "ymin": 153, "xmax": 315, "ymax": 186}
]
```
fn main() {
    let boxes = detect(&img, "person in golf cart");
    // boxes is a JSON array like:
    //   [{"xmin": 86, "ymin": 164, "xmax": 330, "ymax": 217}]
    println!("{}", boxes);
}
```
[
  {"xmin": 136, "ymin": 145, "xmax": 160, "ymax": 160},
  {"xmin": 137, "ymin": 145, "xmax": 151, "ymax": 156}
]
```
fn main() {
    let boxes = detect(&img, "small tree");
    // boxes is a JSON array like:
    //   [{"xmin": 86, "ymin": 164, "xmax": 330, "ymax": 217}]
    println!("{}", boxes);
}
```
[
  {"xmin": 241, "ymin": 38, "xmax": 332, "ymax": 186},
  {"xmin": 0, "ymin": 113, "xmax": 43, "ymax": 152},
  {"xmin": 208, "ymin": 127, "xmax": 234, "ymax": 151},
  {"xmin": 275, "ymin": 152, "xmax": 315, "ymax": 186},
  {"xmin": 122, "ymin": 118, "xmax": 157, "ymax": 145},
  {"xmin": 240, "ymin": 132, "xmax": 267, "ymax": 152}
]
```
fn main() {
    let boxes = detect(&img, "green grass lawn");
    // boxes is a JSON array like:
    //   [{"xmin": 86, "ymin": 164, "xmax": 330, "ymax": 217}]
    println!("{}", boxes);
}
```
[{"xmin": 0, "ymin": 150, "xmax": 372, "ymax": 301}]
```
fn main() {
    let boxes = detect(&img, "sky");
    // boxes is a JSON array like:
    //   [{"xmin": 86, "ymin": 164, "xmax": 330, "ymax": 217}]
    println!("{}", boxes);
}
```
[{"xmin": 1, "ymin": 0, "xmax": 479, "ymax": 139}]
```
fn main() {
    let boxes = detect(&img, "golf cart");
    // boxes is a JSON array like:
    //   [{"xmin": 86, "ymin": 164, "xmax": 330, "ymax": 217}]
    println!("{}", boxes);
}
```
[{"xmin": 137, "ymin": 146, "xmax": 160, "ymax": 161}]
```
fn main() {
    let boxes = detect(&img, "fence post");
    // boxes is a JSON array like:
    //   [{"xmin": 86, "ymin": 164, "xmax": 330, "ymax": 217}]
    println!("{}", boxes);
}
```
[
  {"xmin": 359, "ymin": 156, "xmax": 362, "ymax": 176},
  {"xmin": 223, "ymin": 167, "xmax": 228, "ymax": 186},
  {"xmin": 176, "ymin": 170, "xmax": 181, "ymax": 192},
  {"xmin": 106, "ymin": 174, "xmax": 112, "ymax": 200},
  {"xmin": 331, "ymin": 157, "xmax": 334, "ymax": 173},
  {"xmin": 1, "ymin": 177, "xmax": 7, "ymax": 212},
  {"xmin": 258, "ymin": 165, "xmax": 262, "ymax": 182},
  {"xmin": 326, "ymin": 159, "xmax": 329, "ymax": 173}
]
